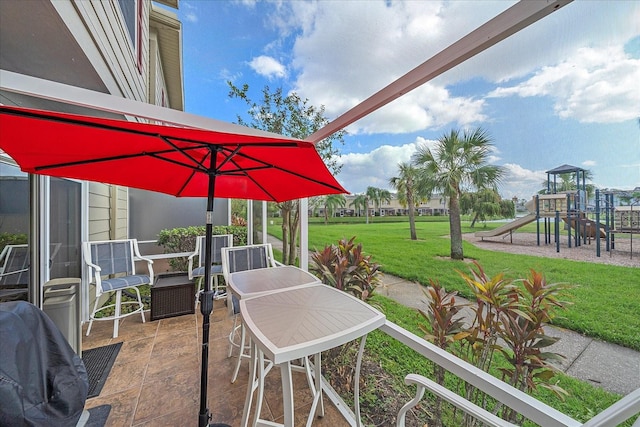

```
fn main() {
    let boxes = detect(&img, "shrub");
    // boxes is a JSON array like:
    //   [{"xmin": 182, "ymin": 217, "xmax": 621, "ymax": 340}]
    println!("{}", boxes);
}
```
[
  {"xmin": 156, "ymin": 225, "xmax": 247, "ymax": 271},
  {"xmin": 418, "ymin": 261, "xmax": 571, "ymax": 425},
  {"xmin": 0, "ymin": 232, "xmax": 28, "ymax": 253},
  {"xmin": 309, "ymin": 236, "xmax": 382, "ymax": 301}
]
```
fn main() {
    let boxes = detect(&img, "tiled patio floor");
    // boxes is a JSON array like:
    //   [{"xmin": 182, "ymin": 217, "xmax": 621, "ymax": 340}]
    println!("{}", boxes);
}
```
[{"xmin": 82, "ymin": 298, "xmax": 350, "ymax": 427}]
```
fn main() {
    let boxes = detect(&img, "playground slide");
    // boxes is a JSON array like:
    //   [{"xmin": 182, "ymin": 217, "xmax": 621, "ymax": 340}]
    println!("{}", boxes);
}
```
[
  {"xmin": 474, "ymin": 214, "xmax": 537, "ymax": 238},
  {"xmin": 562, "ymin": 217, "xmax": 606, "ymax": 238}
]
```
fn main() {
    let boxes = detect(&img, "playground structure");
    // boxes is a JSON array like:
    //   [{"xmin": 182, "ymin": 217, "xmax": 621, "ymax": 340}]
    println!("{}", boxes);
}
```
[{"xmin": 475, "ymin": 164, "xmax": 639, "ymax": 259}]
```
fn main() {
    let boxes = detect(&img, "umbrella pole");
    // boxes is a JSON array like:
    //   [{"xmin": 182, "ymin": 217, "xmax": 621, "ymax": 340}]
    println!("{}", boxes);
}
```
[{"xmin": 199, "ymin": 152, "xmax": 231, "ymax": 427}]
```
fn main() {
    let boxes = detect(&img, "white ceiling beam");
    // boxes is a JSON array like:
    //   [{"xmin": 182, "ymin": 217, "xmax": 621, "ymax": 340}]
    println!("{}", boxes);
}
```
[{"xmin": 306, "ymin": 0, "xmax": 573, "ymax": 144}]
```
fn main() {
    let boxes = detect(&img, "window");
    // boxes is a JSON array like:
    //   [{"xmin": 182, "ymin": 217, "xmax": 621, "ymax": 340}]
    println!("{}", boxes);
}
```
[
  {"xmin": 117, "ymin": 0, "xmax": 143, "ymax": 72},
  {"xmin": 0, "ymin": 157, "xmax": 83, "ymax": 303},
  {"xmin": 49, "ymin": 177, "xmax": 81, "ymax": 280},
  {"xmin": 0, "ymin": 160, "xmax": 29, "ymax": 302}
]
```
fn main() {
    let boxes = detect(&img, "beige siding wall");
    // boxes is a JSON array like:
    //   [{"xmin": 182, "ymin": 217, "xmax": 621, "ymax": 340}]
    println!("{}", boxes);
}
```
[
  {"xmin": 88, "ymin": 183, "xmax": 111, "ymax": 241},
  {"xmin": 88, "ymin": 183, "xmax": 128, "ymax": 241},
  {"xmin": 71, "ymin": 0, "xmax": 149, "ymax": 102},
  {"xmin": 112, "ymin": 186, "xmax": 129, "ymax": 240}
]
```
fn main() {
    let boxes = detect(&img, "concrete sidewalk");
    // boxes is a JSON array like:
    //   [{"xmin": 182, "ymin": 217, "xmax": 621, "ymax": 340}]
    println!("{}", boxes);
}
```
[
  {"xmin": 268, "ymin": 235, "xmax": 639, "ymax": 396},
  {"xmin": 379, "ymin": 273, "xmax": 640, "ymax": 396}
]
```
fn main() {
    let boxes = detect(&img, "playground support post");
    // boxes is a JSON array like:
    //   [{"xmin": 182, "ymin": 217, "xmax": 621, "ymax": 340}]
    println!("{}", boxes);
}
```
[
  {"xmin": 536, "ymin": 195, "xmax": 541, "ymax": 246},
  {"xmin": 596, "ymin": 189, "xmax": 601, "ymax": 257},
  {"xmin": 566, "ymin": 194, "xmax": 572, "ymax": 249},
  {"xmin": 555, "ymin": 210, "xmax": 560, "ymax": 253}
]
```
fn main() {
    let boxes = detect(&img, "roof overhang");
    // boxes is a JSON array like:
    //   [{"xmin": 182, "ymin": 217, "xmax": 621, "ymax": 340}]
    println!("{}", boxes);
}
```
[
  {"xmin": 150, "ymin": 4, "xmax": 184, "ymax": 111},
  {"xmin": 154, "ymin": 0, "xmax": 179, "ymax": 9}
]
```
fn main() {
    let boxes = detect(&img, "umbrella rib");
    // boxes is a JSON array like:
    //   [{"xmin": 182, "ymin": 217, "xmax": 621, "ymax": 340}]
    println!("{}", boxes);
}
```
[
  {"xmin": 33, "ymin": 146, "xmax": 205, "ymax": 172},
  {"xmin": 226, "ymin": 157, "xmax": 278, "ymax": 200},
  {"xmin": 224, "ymin": 148, "xmax": 345, "ymax": 193},
  {"xmin": 158, "ymin": 135, "xmax": 211, "ymax": 173}
]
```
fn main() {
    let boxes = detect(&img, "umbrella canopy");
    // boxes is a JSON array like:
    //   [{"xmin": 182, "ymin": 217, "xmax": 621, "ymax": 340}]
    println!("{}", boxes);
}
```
[
  {"xmin": 0, "ymin": 105, "xmax": 346, "ymax": 427},
  {"xmin": 0, "ymin": 106, "xmax": 345, "ymax": 202}
]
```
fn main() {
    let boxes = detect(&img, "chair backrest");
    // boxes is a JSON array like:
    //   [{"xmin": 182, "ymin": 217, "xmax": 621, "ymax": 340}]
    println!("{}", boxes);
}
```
[
  {"xmin": 196, "ymin": 234, "xmax": 233, "ymax": 267},
  {"xmin": 0, "ymin": 244, "xmax": 29, "ymax": 287},
  {"xmin": 221, "ymin": 243, "xmax": 276, "ymax": 282},
  {"xmin": 84, "ymin": 240, "xmax": 137, "ymax": 277}
]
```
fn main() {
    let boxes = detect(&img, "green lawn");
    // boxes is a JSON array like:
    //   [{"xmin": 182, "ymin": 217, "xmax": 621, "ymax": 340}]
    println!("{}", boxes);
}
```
[{"xmin": 269, "ymin": 217, "xmax": 640, "ymax": 351}]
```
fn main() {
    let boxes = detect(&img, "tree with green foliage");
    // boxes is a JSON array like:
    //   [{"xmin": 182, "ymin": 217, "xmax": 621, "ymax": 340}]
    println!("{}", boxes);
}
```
[
  {"xmin": 618, "ymin": 190, "xmax": 640, "ymax": 205},
  {"xmin": 349, "ymin": 194, "xmax": 369, "ymax": 220},
  {"xmin": 389, "ymin": 162, "xmax": 428, "ymax": 240},
  {"xmin": 460, "ymin": 188, "xmax": 514, "ymax": 228},
  {"xmin": 412, "ymin": 128, "xmax": 504, "ymax": 260},
  {"xmin": 322, "ymin": 194, "xmax": 346, "ymax": 224},
  {"xmin": 228, "ymin": 82, "xmax": 344, "ymax": 264},
  {"xmin": 307, "ymin": 196, "xmax": 323, "ymax": 217}
]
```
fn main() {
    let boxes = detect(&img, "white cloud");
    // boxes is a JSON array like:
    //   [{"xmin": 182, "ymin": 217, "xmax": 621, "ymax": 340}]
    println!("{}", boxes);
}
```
[
  {"xmin": 261, "ymin": 1, "xmax": 639, "ymax": 133},
  {"xmin": 488, "ymin": 45, "xmax": 640, "ymax": 123},
  {"xmin": 335, "ymin": 140, "xmax": 546, "ymax": 200},
  {"xmin": 180, "ymin": 2, "xmax": 199, "ymax": 23},
  {"xmin": 582, "ymin": 160, "xmax": 597, "ymax": 167},
  {"xmin": 276, "ymin": 1, "xmax": 506, "ymax": 133},
  {"xmin": 248, "ymin": 56, "xmax": 287, "ymax": 80},
  {"xmin": 335, "ymin": 141, "xmax": 424, "ymax": 194},
  {"xmin": 500, "ymin": 164, "xmax": 547, "ymax": 200}
]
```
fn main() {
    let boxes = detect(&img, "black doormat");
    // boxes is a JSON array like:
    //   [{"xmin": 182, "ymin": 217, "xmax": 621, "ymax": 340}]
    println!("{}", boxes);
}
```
[
  {"xmin": 82, "ymin": 342, "xmax": 122, "ymax": 398},
  {"xmin": 85, "ymin": 404, "xmax": 111, "ymax": 427}
]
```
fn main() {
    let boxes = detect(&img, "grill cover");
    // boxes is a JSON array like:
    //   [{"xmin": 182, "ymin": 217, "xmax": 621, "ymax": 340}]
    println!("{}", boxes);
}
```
[{"xmin": 0, "ymin": 301, "xmax": 88, "ymax": 426}]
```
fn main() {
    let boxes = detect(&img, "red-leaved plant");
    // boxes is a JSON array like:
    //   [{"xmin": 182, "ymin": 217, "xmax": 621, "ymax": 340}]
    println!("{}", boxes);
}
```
[{"xmin": 309, "ymin": 236, "xmax": 382, "ymax": 301}]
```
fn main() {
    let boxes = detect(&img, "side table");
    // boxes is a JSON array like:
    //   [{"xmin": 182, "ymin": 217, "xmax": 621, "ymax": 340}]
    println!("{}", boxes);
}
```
[{"xmin": 151, "ymin": 272, "xmax": 195, "ymax": 321}]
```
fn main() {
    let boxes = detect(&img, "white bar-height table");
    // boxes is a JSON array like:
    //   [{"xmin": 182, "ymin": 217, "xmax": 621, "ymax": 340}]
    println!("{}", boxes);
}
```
[
  {"xmin": 227, "ymin": 265, "xmax": 322, "ymax": 423},
  {"xmin": 239, "ymin": 283, "xmax": 386, "ymax": 427}
]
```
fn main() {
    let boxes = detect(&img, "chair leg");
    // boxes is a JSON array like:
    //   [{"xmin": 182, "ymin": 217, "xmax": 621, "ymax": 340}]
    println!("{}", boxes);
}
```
[
  {"xmin": 113, "ymin": 290, "xmax": 122, "ymax": 338},
  {"xmin": 194, "ymin": 277, "xmax": 203, "ymax": 305},
  {"xmin": 213, "ymin": 274, "xmax": 226, "ymax": 300},
  {"xmin": 231, "ymin": 323, "xmax": 247, "ymax": 384},
  {"xmin": 85, "ymin": 294, "xmax": 101, "ymax": 336},
  {"xmin": 132, "ymin": 286, "xmax": 146, "ymax": 324},
  {"xmin": 228, "ymin": 314, "xmax": 239, "ymax": 358}
]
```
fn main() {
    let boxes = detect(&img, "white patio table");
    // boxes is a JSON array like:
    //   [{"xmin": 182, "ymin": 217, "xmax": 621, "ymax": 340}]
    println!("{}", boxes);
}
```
[
  {"xmin": 227, "ymin": 265, "xmax": 323, "ymax": 422},
  {"xmin": 239, "ymin": 282, "xmax": 386, "ymax": 427}
]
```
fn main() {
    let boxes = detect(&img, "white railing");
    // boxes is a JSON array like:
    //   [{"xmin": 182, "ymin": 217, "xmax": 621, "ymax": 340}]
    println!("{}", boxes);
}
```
[
  {"xmin": 380, "ymin": 320, "xmax": 640, "ymax": 427},
  {"xmin": 380, "ymin": 321, "xmax": 581, "ymax": 427}
]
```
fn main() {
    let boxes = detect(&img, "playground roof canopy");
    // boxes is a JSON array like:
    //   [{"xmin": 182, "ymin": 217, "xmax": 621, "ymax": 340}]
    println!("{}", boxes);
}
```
[{"xmin": 545, "ymin": 164, "xmax": 587, "ymax": 175}]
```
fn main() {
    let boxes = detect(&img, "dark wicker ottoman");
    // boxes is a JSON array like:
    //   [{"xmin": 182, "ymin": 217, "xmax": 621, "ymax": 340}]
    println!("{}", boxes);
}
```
[{"xmin": 150, "ymin": 272, "xmax": 195, "ymax": 321}]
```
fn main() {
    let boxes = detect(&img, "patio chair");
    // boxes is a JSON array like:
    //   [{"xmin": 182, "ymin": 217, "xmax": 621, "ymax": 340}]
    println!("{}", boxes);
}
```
[
  {"xmin": 83, "ymin": 239, "xmax": 154, "ymax": 338},
  {"xmin": 221, "ymin": 243, "xmax": 276, "ymax": 383},
  {"xmin": 188, "ymin": 234, "xmax": 233, "ymax": 301},
  {"xmin": 0, "ymin": 244, "xmax": 29, "ymax": 302}
]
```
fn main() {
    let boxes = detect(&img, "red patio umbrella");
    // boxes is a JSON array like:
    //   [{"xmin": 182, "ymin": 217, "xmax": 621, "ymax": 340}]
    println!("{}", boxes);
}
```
[{"xmin": 0, "ymin": 105, "xmax": 347, "ymax": 427}]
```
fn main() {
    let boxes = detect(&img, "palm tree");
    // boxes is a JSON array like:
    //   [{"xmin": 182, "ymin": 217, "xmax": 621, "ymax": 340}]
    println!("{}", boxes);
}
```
[
  {"xmin": 349, "ymin": 194, "xmax": 369, "ymax": 221},
  {"xmin": 412, "ymin": 127, "xmax": 504, "ymax": 260},
  {"xmin": 365, "ymin": 186, "xmax": 378, "ymax": 223},
  {"xmin": 322, "ymin": 194, "xmax": 346, "ymax": 224},
  {"xmin": 366, "ymin": 186, "xmax": 391, "ymax": 220},
  {"xmin": 390, "ymin": 162, "xmax": 427, "ymax": 240}
]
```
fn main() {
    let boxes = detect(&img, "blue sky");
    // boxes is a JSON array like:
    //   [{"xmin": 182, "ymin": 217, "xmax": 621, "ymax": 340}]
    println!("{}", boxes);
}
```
[{"xmin": 170, "ymin": 0, "xmax": 640, "ymax": 200}]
